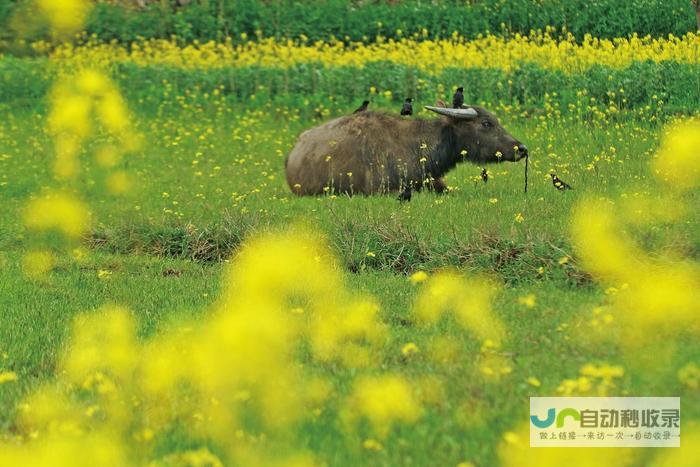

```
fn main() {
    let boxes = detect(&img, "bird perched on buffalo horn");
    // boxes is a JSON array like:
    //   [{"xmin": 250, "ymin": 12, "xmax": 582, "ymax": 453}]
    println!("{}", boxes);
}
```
[{"xmin": 452, "ymin": 86, "xmax": 464, "ymax": 108}]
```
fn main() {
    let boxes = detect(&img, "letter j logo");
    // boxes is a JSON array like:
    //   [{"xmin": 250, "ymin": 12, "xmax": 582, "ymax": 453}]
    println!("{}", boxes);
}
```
[
  {"xmin": 531, "ymin": 408, "xmax": 581, "ymax": 428},
  {"xmin": 530, "ymin": 408, "xmax": 556, "ymax": 428}
]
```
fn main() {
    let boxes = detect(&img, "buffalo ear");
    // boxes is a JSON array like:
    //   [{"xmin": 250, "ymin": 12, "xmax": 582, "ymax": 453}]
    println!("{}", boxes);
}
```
[{"xmin": 435, "ymin": 99, "xmax": 447, "ymax": 108}]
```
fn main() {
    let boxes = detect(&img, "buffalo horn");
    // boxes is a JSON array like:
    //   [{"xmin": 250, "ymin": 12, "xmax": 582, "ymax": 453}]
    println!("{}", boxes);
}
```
[{"xmin": 424, "ymin": 106, "xmax": 478, "ymax": 119}]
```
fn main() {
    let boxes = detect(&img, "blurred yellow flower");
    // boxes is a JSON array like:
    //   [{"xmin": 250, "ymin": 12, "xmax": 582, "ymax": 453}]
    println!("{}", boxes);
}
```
[
  {"xmin": 344, "ymin": 375, "xmax": 422, "ymax": 437},
  {"xmin": 678, "ymin": 363, "xmax": 700, "ymax": 390},
  {"xmin": 401, "ymin": 342, "xmax": 419, "ymax": 357},
  {"xmin": 409, "ymin": 270, "xmax": 428, "ymax": 284},
  {"xmin": 518, "ymin": 294, "xmax": 536, "ymax": 309},
  {"xmin": 653, "ymin": 120, "xmax": 700, "ymax": 191},
  {"xmin": 527, "ymin": 376, "xmax": 541, "ymax": 387},
  {"xmin": 414, "ymin": 272, "xmax": 505, "ymax": 346},
  {"xmin": 0, "ymin": 371, "xmax": 18, "ymax": 384},
  {"xmin": 22, "ymin": 250, "xmax": 54, "ymax": 278},
  {"xmin": 106, "ymin": 171, "xmax": 131, "ymax": 195},
  {"xmin": 37, "ymin": 0, "xmax": 91, "ymax": 37},
  {"xmin": 24, "ymin": 193, "xmax": 89, "ymax": 239},
  {"xmin": 97, "ymin": 270, "xmax": 112, "ymax": 280},
  {"xmin": 363, "ymin": 439, "xmax": 383, "ymax": 451}
]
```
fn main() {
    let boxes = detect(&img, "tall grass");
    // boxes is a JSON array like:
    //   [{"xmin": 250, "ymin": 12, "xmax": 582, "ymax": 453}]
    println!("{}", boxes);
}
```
[{"xmin": 2, "ymin": 57, "xmax": 700, "ymax": 116}]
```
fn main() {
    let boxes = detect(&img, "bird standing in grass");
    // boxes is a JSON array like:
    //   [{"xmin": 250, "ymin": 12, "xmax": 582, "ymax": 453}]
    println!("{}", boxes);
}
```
[
  {"xmin": 400, "ymin": 98, "xmax": 413, "ymax": 116},
  {"xmin": 398, "ymin": 185, "xmax": 412, "ymax": 202},
  {"xmin": 481, "ymin": 168, "xmax": 488, "ymax": 183},
  {"xmin": 452, "ymin": 86, "xmax": 464, "ymax": 108},
  {"xmin": 550, "ymin": 173, "xmax": 572, "ymax": 190},
  {"xmin": 353, "ymin": 100, "xmax": 370, "ymax": 113}
]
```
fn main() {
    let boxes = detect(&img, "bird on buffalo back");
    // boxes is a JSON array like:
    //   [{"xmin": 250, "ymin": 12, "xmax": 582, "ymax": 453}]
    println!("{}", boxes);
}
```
[
  {"xmin": 550, "ymin": 173, "xmax": 572, "ymax": 190},
  {"xmin": 353, "ymin": 100, "xmax": 370, "ymax": 113},
  {"xmin": 452, "ymin": 86, "xmax": 464, "ymax": 108},
  {"xmin": 401, "ymin": 98, "xmax": 413, "ymax": 116}
]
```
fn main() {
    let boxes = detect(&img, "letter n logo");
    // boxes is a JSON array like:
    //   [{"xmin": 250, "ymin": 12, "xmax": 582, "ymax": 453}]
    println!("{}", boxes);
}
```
[{"xmin": 556, "ymin": 408, "xmax": 581, "ymax": 428}]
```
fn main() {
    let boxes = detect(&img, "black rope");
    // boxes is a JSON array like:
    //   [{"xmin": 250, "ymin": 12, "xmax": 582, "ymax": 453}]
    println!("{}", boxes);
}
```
[{"xmin": 524, "ymin": 153, "xmax": 529, "ymax": 193}]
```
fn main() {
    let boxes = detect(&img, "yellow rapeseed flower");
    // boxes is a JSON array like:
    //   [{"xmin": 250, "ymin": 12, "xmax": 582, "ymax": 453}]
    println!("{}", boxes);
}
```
[
  {"xmin": 48, "ymin": 33, "xmax": 700, "ymax": 75},
  {"xmin": 344, "ymin": 375, "xmax": 422, "ymax": 437},
  {"xmin": 363, "ymin": 439, "xmax": 383, "ymax": 451},
  {"xmin": 409, "ymin": 270, "xmax": 428, "ymax": 284},
  {"xmin": 653, "ymin": 120, "xmax": 700, "ymax": 191},
  {"xmin": 518, "ymin": 294, "xmax": 536, "ymax": 309},
  {"xmin": 401, "ymin": 342, "xmax": 419, "ymax": 357},
  {"xmin": 414, "ymin": 272, "xmax": 505, "ymax": 346},
  {"xmin": 0, "ymin": 371, "xmax": 18, "ymax": 384},
  {"xmin": 21, "ymin": 250, "xmax": 55, "ymax": 278},
  {"xmin": 37, "ymin": 0, "xmax": 91, "ymax": 38},
  {"xmin": 678, "ymin": 363, "xmax": 700, "ymax": 390},
  {"xmin": 527, "ymin": 376, "xmax": 541, "ymax": 387},
  {"xmin": 24, "ymin": 193, "xmax": 89, "ymax": 238}
]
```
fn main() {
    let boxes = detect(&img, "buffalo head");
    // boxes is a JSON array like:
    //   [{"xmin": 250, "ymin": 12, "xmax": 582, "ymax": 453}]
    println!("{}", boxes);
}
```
[{"xmin": 425, "ymin": 105, "xmax": 528, "ymax": 163}]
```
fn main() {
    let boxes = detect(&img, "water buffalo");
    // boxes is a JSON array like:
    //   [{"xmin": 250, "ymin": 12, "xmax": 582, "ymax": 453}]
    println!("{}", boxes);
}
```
[{"xmin": 285, "ymin": 104, "xmax": 527, "ymax": 195}]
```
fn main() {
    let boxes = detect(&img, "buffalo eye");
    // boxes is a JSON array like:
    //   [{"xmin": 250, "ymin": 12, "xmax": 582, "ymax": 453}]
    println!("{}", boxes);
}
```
[{"xmin": 481, "ymin": 120, "xmax": 493, "ymax": 128}]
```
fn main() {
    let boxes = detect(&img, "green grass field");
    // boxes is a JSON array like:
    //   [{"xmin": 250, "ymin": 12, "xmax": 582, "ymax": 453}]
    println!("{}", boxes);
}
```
[
  {"xmin": 2, "ymin": 0, "xmax": 700, "ymax": 457},
  {"xmin": 1, "ymin": 84, "xmax": 699, "ymax": 465}
]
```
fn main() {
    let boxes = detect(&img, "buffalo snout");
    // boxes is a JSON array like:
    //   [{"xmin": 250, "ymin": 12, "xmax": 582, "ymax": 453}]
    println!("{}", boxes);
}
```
[{"xmin": 516, "ymin": 144, "xmax": 528, "ymax": 159}]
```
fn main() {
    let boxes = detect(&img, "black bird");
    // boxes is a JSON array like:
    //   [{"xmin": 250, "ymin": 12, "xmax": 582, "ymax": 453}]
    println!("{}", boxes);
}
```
[
  {"xmin": 400, "ymin": 98, "xmax": 413, "ymax": 116},
  {"xmin": 397, "ymin": 185, "xmax": 412, "ymax": 202},
  {"xmin": 353, "ymin": 100, "xmax": 370, "ymax": 114},
  {"xmin": 452, "ymin": 86, "xmax": 464, "ymax": 108},
  {"xmin": 481, "ymin": 168, "xmax": 488, "ymax": 183},
  {"xmin": 550, "ymin": 173, "xmax": 572, "ymax": 190}
]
